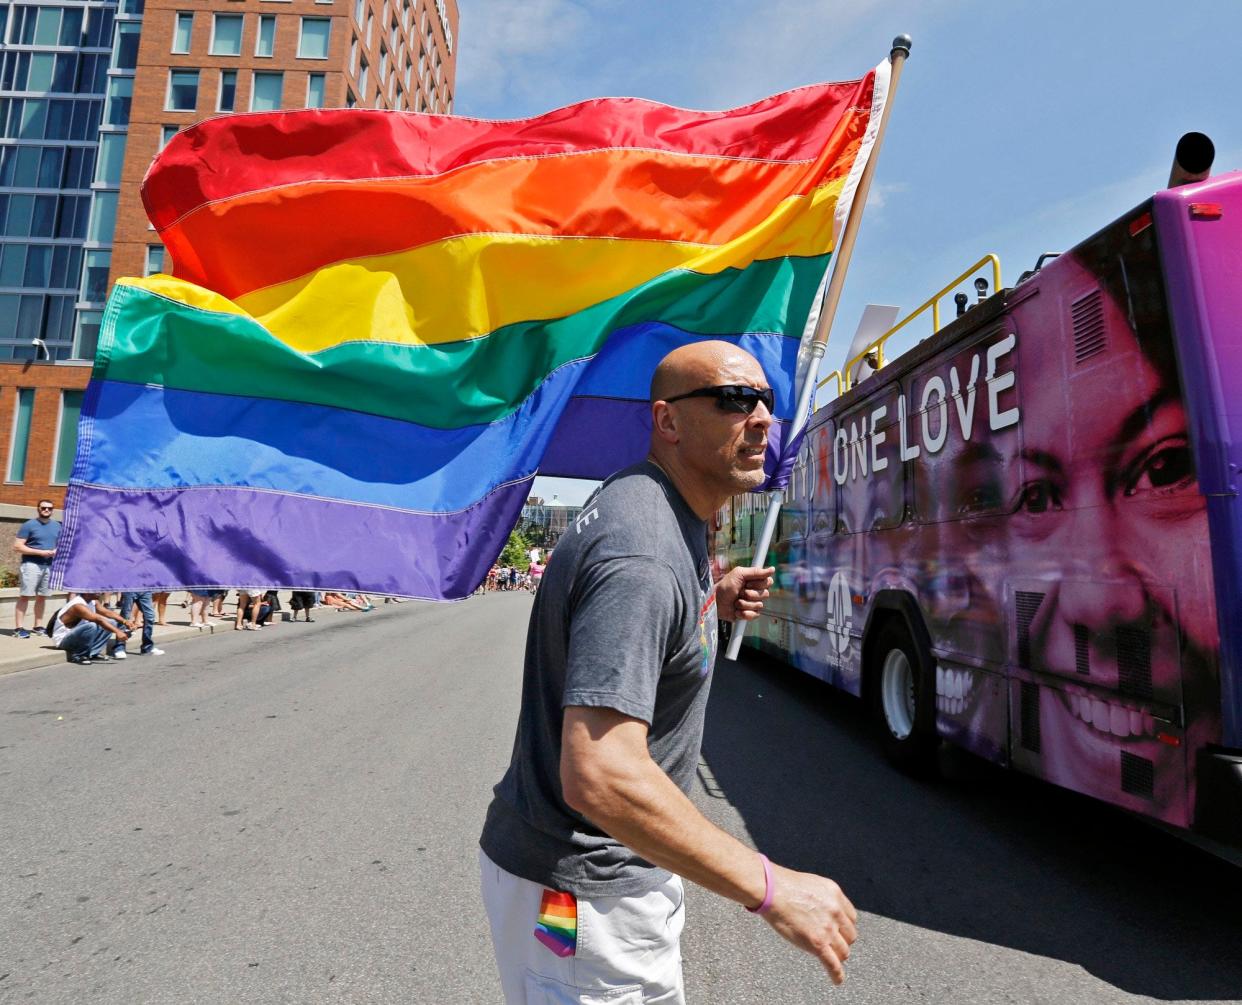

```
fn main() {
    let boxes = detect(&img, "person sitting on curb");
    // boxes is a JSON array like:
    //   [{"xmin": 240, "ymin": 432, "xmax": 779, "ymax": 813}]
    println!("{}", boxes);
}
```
[
  {"xmin": 51, "ymin": 592, "xmax": 135, "ymax": 665},
  {"xmin": 235, "ymin": 589, "xmax": 266, "ymax": 631},
  {"xmin": 322, "ymin": 592, "xmax": 367, "ymax": 611}
]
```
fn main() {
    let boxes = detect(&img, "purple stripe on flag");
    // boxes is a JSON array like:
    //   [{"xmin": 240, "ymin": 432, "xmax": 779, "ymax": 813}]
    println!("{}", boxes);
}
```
[
  {"xmin": 51, "ymin": 479, "xmax": 531, "ymax": 601},
  {"xmin": 540, "ymin": 397, "xmax": 789, "ymax": 483}
]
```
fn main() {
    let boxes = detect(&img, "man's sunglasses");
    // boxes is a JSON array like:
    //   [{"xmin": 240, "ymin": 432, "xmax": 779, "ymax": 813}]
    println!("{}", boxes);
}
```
[
  {"xmin": 663, "ymin": 385, "xmax": 775, "ymax": 415},
  {"xmin": 38, "ymin": 506, "xmax": 53, "ymax": 512}
]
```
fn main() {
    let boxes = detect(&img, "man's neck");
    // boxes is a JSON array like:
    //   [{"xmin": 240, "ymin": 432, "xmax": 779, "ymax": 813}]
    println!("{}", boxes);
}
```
[{"xmin": 645, "ymin": 454, "xmax": 723, "ymax": 522}]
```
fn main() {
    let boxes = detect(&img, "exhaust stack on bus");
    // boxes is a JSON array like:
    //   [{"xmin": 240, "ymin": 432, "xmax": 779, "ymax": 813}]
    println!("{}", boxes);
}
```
[{"xmin": 1168, "ymin": 131, "xmax": 1214, "ymax": 187}]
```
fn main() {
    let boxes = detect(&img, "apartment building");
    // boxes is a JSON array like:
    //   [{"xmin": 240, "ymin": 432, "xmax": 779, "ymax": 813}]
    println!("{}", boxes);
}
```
[
  {"xmin": 0, "ymin": 0, "xmax": 456, "ymax": 507},
  {"xmin": 109, "ymin": 0, "xmax": 459, "ymax": 281}
]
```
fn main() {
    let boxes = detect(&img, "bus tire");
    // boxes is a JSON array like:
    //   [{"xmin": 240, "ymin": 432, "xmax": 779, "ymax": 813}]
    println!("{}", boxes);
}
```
[{"xmin": 869, "ymin": 618, "xmax": 938, "ymax": 773}]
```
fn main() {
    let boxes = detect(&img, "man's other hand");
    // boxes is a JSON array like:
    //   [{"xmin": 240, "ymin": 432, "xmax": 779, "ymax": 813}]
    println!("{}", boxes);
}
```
[
  {"xmin": 716, "ymin": 565, "xmax": 773, "ymax": 622},
  {"xmin": 762, "ymin": 864, "xmax": 858, "ymax": 985}
]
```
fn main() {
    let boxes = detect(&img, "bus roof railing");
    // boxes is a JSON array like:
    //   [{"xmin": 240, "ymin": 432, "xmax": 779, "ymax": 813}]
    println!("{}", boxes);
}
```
[{"xmin": 817, "ymin": 254, "xmax": 1003, "ymax": 400}]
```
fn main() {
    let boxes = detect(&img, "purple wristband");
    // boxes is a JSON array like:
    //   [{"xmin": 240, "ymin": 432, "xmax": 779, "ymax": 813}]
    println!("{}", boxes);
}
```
[{"xmin": 746, "ymin": 853, "xmax": 774, "ymax": 915}]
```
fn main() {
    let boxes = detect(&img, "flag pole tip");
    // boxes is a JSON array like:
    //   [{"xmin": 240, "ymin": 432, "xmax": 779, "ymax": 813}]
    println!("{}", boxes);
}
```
[{"xmin": 891, "ymin": 34, "xmax": 912, "ymax": 56}]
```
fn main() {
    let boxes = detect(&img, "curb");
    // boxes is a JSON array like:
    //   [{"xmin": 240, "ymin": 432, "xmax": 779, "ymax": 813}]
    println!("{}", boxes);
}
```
[{"xmin": 0, "ymin": 621, "xmax": 228, "ymax": 677}]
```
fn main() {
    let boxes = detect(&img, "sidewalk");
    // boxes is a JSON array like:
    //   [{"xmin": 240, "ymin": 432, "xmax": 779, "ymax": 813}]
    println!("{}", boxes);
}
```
[{"xmin": 0, "ymin": 608, "xmax": 248, "ymax": 677}]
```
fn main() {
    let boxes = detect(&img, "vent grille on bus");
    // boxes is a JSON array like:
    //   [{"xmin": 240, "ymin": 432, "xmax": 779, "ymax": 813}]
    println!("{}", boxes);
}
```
[
  {"xmin": 1120, "ymin": 751, "xmax": 1154, "ymax": 799},
  {"xmin": 1074, "ymin": 624, "xmax": 1090, "ymax": 675},
  {"xmin": 1020, "ymin": 682, "xmax": 1041, "ymax": 753},
  {"xmin": 1072, "ymin": 290, "xmax": 1107, "ymax": 364},
  {"xmin": 1015, "ymin": 591, "xmax": 1045, "ymax": 668},
  {"xmin": 1117, "ymin": 626, "xmax": 1153, "ymax": 700}
]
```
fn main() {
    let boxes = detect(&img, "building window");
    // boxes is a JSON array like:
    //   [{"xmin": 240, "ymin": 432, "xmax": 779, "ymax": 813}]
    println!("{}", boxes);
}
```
[
  {"xmin": 379, "ymin": 46, "xmax": 388, "ymax": 83},
  {"xmin": 105, "ymin": 75, "xmax": 134, "ymax": 126},
  {"xmin": 298, "ymin": 17, "xmax": 331, "ymax": 59},
  {"xmin": 306, "ymin": 72, "xmax": 326, "ymax": 107},
  {"xmin": 350, "ymin": 35, "xmax": 358, "ymax": 74},
  {"xmin": 358, "ymin": 58, "xmax": 368, "ymax": 98},
  {"xmin": 210, "ymin": 69, "xmax": 236, "ymax": 112},
  {"xmin": 0, "ymin": 245, "xmax": 24, "ymax": 286},
  {"xmin": 251, "ymin": 71, "xmax": 283, "ymax": 111},
  {"xmin": 255, "ymin": 15, "xmax": 276, "ymax": 57},
  {"xmin": 166, "ymin": 69, "xmax": 199, "ymax": 111},
  {"xmin": 81, "ymin": 250, "xmax": 111, "ymax": 303},
  {"xmin": 115, "ymin": 21, "xmax": 141, "ymax": 70},
  {"xmin": 365, "ymin": 11, "xmax": 373, "ymax": 45},
  {"xmin": 52, "ymin": 390, "xmax": 83, "ymax": 484},
  {"xmin": 160, "ymin": 124, "xmax": 179, "ymax": 149},
  {"xmin": 7, "ymin": 388, "xmax": 34, "ymax": 483},
  {"xmin": 95, "ymin": 133, "xmax": 127, "ymax": 185},
  {"xmin": 354, "ymin": 0, "xmax": 364, "ymax": 26},
  {"xmin": 390, "ymin": 18, "xmax": 398, "ymax": 50},
  {"xmin": 72, "ymin": 310, "xmax": 101, "ymax": 360},
  {"xmin": 211, "ymin": 14, "xmax": 244, "ymax": 55},
  {"xmin": 145, "ymin": 244, "xmax": 165, "ymax": 276},
  {"xmin": 86, "ymin": 191, "xmax": 118, "ymax": 243},
  {"xmin": 172, "ymin": 11, "xmax": 193, "ymax": 53}
]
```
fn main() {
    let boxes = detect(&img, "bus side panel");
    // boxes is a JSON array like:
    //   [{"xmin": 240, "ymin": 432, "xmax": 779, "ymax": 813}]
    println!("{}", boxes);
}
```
[
  {"xmin": 899, "ymin": 327, "xmax": 1020, "ymax": 766},
  {"xmin": 996, "ymin": 214, "xmax": 1219, "ymax": 828},
  {"xmin": 1154, "ymin": 175, "xmax": 1242, "ymax": 757},
  {"xmin": 761, "ymin": 421, "xmax": 865, "ymax": 690}
]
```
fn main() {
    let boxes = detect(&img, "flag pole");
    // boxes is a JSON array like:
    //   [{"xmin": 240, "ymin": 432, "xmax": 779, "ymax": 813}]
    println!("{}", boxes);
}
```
[{"xmin": 725, "ymin": 34, "xmax": 912, "ymax": 661}]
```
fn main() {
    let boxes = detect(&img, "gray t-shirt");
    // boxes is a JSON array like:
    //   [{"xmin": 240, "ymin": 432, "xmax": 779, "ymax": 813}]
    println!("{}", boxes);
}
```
[{"xmin": 480, "ymin": 461, "xmax": 719, "ymax": 898}]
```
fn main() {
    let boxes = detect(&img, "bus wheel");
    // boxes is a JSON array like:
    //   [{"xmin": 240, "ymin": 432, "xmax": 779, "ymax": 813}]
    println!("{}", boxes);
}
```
[{"xmin": 870, "ymin": 619, "xmax": 937, "ymax": 773}]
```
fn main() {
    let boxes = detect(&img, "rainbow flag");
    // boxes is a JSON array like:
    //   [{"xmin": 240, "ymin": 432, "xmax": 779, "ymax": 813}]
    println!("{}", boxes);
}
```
[
  {"xmin": 53, "ymin": 62, "xmax": 890, "ymax": 600},
  {"xmin": 533, "ymin": 889, "xmax": 577, "ymax": 958}
]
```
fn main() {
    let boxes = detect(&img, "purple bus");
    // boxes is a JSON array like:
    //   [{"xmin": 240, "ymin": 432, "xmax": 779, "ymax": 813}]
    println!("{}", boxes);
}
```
[{"xmin": 714, "ymin": 137, "xmax": 1242, "ymax": 846}]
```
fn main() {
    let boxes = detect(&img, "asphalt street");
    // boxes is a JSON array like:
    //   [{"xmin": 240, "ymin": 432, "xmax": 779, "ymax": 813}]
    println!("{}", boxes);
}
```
[{"xmin": 1, "ymin": 595, "xmax": 1240, "ymax": 1004}]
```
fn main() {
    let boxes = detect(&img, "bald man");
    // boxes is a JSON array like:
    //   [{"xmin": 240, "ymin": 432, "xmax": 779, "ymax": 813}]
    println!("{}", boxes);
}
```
[{"xmin": 479, "ymin": 342, "xmax": 857, "ymax": 1002}]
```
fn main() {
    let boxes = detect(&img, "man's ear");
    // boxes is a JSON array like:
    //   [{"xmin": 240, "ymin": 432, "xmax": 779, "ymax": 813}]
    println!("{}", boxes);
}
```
[{"xmin": 651, "ymin": 401, "xmax": 679, "ymax": 445}]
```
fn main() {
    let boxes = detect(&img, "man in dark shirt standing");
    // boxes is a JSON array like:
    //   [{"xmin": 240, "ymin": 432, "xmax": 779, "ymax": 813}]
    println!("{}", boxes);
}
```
[
  {"xmin": 480, "ymin": 342, "xmax": 857, "ymax": 1002},
  {"xmin": 12, "ymin": 499, "xmax": 61, "ymax": 639}
]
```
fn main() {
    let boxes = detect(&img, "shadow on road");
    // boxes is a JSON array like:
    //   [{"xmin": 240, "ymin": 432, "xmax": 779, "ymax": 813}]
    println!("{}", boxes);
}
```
[{"xmin": 701, "ymin": 650, "xmax": 1242, "ymax": 1001}]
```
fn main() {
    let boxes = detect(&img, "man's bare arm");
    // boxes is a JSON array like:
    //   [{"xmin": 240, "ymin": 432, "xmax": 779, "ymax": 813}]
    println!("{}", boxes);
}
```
[
  {"xmin": 561, "ymin": 706, "xmax": 858, "ymax": 984},
  {"xmin": 94, "ymin": 603, "xmax": 133, "ymax": 628},
  {"xmin": 12, "ymin": 536, "xmax": 52, "ymax": 559},
  {"xmin": 61, "ymin": 605, "xmax": 129, "ymax": 636}
]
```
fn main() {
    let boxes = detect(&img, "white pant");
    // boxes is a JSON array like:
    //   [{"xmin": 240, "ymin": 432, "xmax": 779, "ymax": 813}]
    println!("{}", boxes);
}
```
[{"xmin": 479, "ymin": 850, "xmax": 686, "ymax": 1004}]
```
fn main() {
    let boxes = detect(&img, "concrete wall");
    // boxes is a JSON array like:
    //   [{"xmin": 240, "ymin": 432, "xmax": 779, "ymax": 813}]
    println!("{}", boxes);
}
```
[{"xmin": 0, "ymin": 363, "xmax": 91, "ymax": 511}]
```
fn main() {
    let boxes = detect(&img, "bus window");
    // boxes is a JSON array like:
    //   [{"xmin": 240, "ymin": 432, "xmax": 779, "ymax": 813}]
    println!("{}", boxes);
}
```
[
  {"xmin": 810, "ymin": 420, "xmax": 836, "ymax": 536},
  {"xmin": 909, "ymin": 329, "xmax": 1023, "ymax": 525},
  {"xmin": 834, "ymin": 388, "xmax": 904, "ymax": 533}
]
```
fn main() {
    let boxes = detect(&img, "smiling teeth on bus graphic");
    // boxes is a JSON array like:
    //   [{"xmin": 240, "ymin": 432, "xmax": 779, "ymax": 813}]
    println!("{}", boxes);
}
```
[
  {"xmin": 935, "ymin": 665, "xmax": 975, "ymax": 715},
  {"xmin": 1063, "ymin": 686, "xmax": 1154, "ymax": 739}
]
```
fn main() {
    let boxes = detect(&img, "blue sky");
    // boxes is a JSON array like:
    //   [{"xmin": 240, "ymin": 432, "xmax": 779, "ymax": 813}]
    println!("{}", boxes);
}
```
[{"xmin": 453, "ymin": 0, "xmax": 1242, "ymax": 504}]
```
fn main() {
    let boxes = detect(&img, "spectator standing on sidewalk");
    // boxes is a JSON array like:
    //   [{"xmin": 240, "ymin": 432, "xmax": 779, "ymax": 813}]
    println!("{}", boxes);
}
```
[
  {"xmin": 117, "ymin": 591, "xmax": 165, "ymax": 657},
  {"xmin": 290, "ymin": 590, "xmax": 316, "ymax": 622},
  {"xmin": 12, "ymin": 499, "xmax": 60, "ymax": 639},
  {"xmin": 52, "ymin": 592, "xmax": 134, "ymax": 665}
]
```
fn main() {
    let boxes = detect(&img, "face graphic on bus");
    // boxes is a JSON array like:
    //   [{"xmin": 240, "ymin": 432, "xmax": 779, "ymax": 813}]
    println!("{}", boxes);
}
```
[
  {"xmin": 909, "ymin": 340, "xmax": 1022, "ymax": 670},
  {"xmin": 1012, "ymin": 243, "xmax": 1218, "ymax": 813}
]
